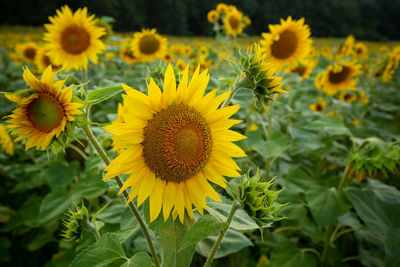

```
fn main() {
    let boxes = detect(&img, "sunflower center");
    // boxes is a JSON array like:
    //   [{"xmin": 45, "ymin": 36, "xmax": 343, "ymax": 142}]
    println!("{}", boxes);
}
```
[
  {"xmin": 316, "ymin": 104, "xmax": 323, "ymax": 112},
  {"xmin": 329, "ymin": 66, "xmax": 350, "ymax": 84},
  {"xmin": 124, "ymin": 49, "xmax": 136, "ymax": 59},
  {"xmin": 271, "ymin": 30, "xmax": 298, "ymax": 59},
  {"xmin": 27, "ymin": 94, "xmax": 64, "ymax": 133},
  {"xmin": 24, "ymin": 48, "xmax": 36, "ymax": 60},
  {"xmin": 139, "ymin": 35, "xmax": 160, "ymax": 55},
  {"xmin": 229, "ymin": 16, "xmax": 240, "ymax": 29},
  {"xmin": 292, "ymin": 66, "xmax": 306, "ymax": 76},
  {"xmin": 344, "ymin": 93, "xmax": 352, "ymax": 101},
  {"xmin": 143, "ymin": 104, "xmax": 212, "ymax": 183},
  {"xmin": 61, "ymin": 25, "xmax": 91, "ymax": 54}
]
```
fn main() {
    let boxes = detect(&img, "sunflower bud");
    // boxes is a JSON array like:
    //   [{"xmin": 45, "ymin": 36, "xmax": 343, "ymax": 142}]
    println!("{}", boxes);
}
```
[
  {"xmin": 237, "ymin": 44, "xmax": 284, "ymax": 109},
  {"xmin": 61, "ymin": 203, "xmax": 89, "ymax": 241},
  {"xmin": 238, "ymin": 171, "xmax": 285, "ymax": 228}
]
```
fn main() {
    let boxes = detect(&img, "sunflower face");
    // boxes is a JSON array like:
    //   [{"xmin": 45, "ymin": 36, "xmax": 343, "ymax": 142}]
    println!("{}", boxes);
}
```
[
  {"xmin": 207, "ymin": 10, "xmax": 219, "ymax": 23},
  {"xmin": 16, "ymin": 42, "xmax": 39, "ymax": 63},
  {"xmin": 104, "ymin": 65, "xmax": 246, "ymax": 223},
  {"xmin": 132, "ymin": 29, "xmax": 167, "ymax": 62},
  {"xmin": 44, "ymin": 5, "xmax": 105, "ymax": 70},
  {"xmin": 6, "ymin": 66, "xmax": 83, "ymax": 150},
  {"xmin": 310, "ymin": 98, "xmax": 326, "ymax": 113},
  {"xmin": 288, "ymin": 59, "xmax": 316, "ymax": 79},
  {"xmin": 120, "ymin": 47, "xmax": 139, "ymax": 64},
  {"xmin": 260, "ymin": 17, "xmax": 312, "ymax": 71},
  {"xmin": 35, "ymin": 47, "xmax": 60, "ymax": 72},
  {"xmin": 223, "ymin": 10, "xmax": 244, "ymax": 36}
]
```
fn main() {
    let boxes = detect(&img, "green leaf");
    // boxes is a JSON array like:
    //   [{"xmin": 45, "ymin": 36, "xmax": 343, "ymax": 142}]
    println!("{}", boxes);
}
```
[
  {"xmin": 70, "ymin": 233, "xmax": 127, "ymax": 267},
  {"xmin": 196, "ymin": 228, "xmax": 253, "ymax": 259},
  {"xmin": 121, "ymin": 252, "xmax": 152, "ymax": 267},
  {"xmin": 304, "ymin": 116, "xmax": 350, "ymax": 136},
  {"xmin": 207, "ymin": 199, "xmax": 259, "ymax": 231},
  {"xmin": 366, "ymin": 179, "xmax": 400, "ymax": 204},
  {"xmin": 180, "ymin": 214, "xmax": 225, "ymax": 251},
  {"xmin": 37, "ymin": 188, "xmax": 72, "ymax": 225},
  {"xmin": 28, "ymin": 230, "xmax": 56, "ymax": 251},
  {"xmin": 306, "ymin": 185, "xmax": 350, "ymax": 227},
  {"xmin": 86, "ymin": 86, "xmax": 123, "ymax": 106},
  {"xmin": 47, "ymin": 161, "xmax": 78, "ymax": 188},
  {"xmin": 269, "ymin": 240, "xmax": 317, "ymax": 267},
  {"xmin": 384, "ymin": 228, "xmax": 400, "ymax": 267}
]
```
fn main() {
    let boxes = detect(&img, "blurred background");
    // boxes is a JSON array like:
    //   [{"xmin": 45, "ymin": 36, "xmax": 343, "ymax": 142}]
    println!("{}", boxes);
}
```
[{"xmin": 1, "ymin": 0, "xmax": 400, "ymax": 40}]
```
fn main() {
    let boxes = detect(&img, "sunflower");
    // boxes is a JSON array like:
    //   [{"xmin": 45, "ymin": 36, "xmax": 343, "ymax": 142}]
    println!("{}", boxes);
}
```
[
  {"xmin": 162, "ymin": 52, "xmax": 174, "ymax": 63},
  {"xmin": 131, "ymin": 29, "xmax": 167, "ymax": 62},
  {"xmin": 310, "ymin": 98, "xmax": 326, "ymax": 113},
  {"xmin": 287, "ymin": 59, "xmax": 317, "ymax": 79},
  {"xmin": 381, "ymin": 50, "xmax": 400, "ymax": 83},
  {"xmin": 260, "ymin": 16, "xmax": 312, "ymax": 71},
  {"xmin": 16, "ymin": 42, "xmax": 39, "ymax": 64},
  {"xmin": 338, "ymin": 35, "xmax": 355, "ymax": 57},
  {"xmin": 223, "ymin": 9, "xmax": 245, "ymax": 36},
  {"xmin": 5, "ymin": 66, "xmax": 83, "ymax": 150},
  {"xmin": 207, "ymin": 10, "xmax": 219, "ymax": 23},
  {"xmin": 320, "ymin": 46, "xmax": 333, "ymax": 59},
  {"xmin": 0, "ymin": 124, "xmax": 14, "ymax": 156},
  {"xmin": 44, "ymin": 5, "xmax": 106, "ymax": 70},
  {"xmin": 176, "ymin": 58, "xmax": 187, "ymax": 71},
  {"xmin": 316, "ymin": 61, "xmax": 361, "ymax": 95},
  {"xmin": 339, "ymin": 91, "xmax": 357, "ymax": 103},
  {"xmin": 103, "ymin": 65, "xmax": 246, "ymax": 223},
  {"xmin": 35, "ymin": 47, "xmax": 61, "ymax": 72},
  {"xmin": 354, "ymin": 42, "xmax": 368, "ymax": 60},
  {"xmin": 216, "ymin": 3, "xmax": 228, "ymax": 14},
  {"xmin": 120, "ymin": 47, "xmax": 140, "ymax": 64}
]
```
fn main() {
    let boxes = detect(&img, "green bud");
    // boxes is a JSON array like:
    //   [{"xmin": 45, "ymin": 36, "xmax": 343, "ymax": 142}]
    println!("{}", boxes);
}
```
[{"xmin": 61, "ymin": 202, "xmax": 89, "ymax": 241}]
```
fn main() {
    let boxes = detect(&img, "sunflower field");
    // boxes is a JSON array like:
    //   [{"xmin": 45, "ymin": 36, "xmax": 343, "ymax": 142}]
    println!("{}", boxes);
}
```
[{"xmin": 0, "ymin": 3, "xmax": 400, "ymax": 267}]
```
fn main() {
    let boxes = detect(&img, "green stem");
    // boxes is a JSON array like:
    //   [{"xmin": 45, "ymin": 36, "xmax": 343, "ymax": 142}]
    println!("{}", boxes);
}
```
[
  {"xmin": 338, "ymin": 164, "xmax": 350, "ymax": 191},
  {"xmin": 67, "ymin": 143, "xmax": 88, "ymax": 160},
  {"xmin": 81, "ymin": 124, "xmax": 160, "ymax": 267},
  {"xmin": 321, "ymin": 225, "xmax": 333, "ymax": 266},
  {"xmin": 204, "ymin": 200, "xmax": 239, "ymax": 267}
]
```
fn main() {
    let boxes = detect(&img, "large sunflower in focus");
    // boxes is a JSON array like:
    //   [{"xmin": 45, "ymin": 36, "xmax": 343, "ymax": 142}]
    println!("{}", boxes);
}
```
[
  {"xmin": 104, "ymin": 65, "xmax": 246, "ymax": 223},
  {"xmin": 131, "ymin": 29, "xmax": 167, "ymax": 62},
  {"xmin": 16, "ymin": 42, "xmax": 39, "ymax": 64},
  {"xmin": 6, "ymin": 66, "xmax": 83, "ymax": 150},
  {"xmin": 316, "ymin": 61, "xmax": 361, "ymax": 95},
  {"xmin": 260, "ymin": 16, "xmax": 312, "ymax": 71},
  {"xmin": 44, "ymin": 5, "xmax": 105, "ymax": 70},
  {"xmin": 223, "ymin": 9, "xmax": 245, "ymax": 36}
]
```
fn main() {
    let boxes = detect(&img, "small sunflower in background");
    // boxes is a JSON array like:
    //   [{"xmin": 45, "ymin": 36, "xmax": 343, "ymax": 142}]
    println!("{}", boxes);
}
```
[
  {"xmin": 339, "ymin": 91, "xmax": 357, "ymax": 104},
  {"xmin": 287, "ymin": 59, "xmax": 317, "ymax": 79},
  {"xmin": 338, "ymin": 35, "xmax": 355, "ymax": 57},
  {"xmin": 44, "ymin": 5, "xmax": 106, "ymax": 70},
  {"xmin": 162, "ymin": 52, "xmax": 174, "ymax": 63},
  {"xmin": 34, "ymin": 47, "xmax": 61, "ymax": 72},
  {"xmin": 0, "ymin": 124, "xmax": 14, "ymax": 156},
  {"xmin": 207, "ymin": 10, "xmax": 219, "ymax": 24},
  {"xmin": 223, "ymin": 8, "xmax": 245, "ymax": 36},
  {"xmin": 119, "ymin": 46, "xmax": 140, "ymax": 64},
  {"xmin": 216, "ymin": 3, "xmax": 228, "ymax": 14},
  {"xmin": 15, "ymin": 42, "xmax": 39, "ymax": 64},
  {"xmin": 260, "ymin": 16, "xmax": 312, "ymax": 71},
  {"xmin": 354, "ymin": 42, "xmax": 368, "ymax": 60},
  {"xmin": 320, "ymin": 46, "xmax": 333, "ymax": 60},
  {"xmin": 310, "ymin": 98, "xmax": 326, "ymax": 113},
  {"xmin": 316, "ymin": 60, "xmax": 361, "ymax": 95},
  {"xmin": 5, "ymin": 66, "xmax": 83, "ymax": 150},
  {"xmin": 103, "ymin": 65, "xmax": 246, "ymax": 223},
  {"xmin": 131, "ymin": 29, "xmax": 167, "ymax": 62}
]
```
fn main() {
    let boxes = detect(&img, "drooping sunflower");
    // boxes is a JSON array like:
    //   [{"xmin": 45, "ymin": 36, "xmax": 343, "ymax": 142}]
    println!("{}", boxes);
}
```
[
  {"xmin": 6, "ymin": 66, "xmax": 83, "ymax": 150},
  {"xmin": 339, "ymin": 91, "xmax": 357, "ymax": 103},
  {"xmin": 0, "ymin": 124, "xmax": 14, "ymax": 156},
  {"xmin": 15, "ymin": 42, "xmax": 39, "ymax": 64},
  {"xmin": 223, "ymin": 9, "xmax": 245, "ymax": 36},
  {"xmin": 103, "ymin": 65, "xmax": 246, "ymax": 223},
  {"xmin": 316, "ymin": 61, "xmax": 361, "ymax": 96},
  {"xmin": 131, "ymin": 29, "xmax": 167, "ymax": 62},
  {"xmin": 44, "ymin": 5, "xmax": 106, "ymax": 70},
  {"xmin": 310, "ymin": 98, "xmax": 326, "ymax": 113},
  {"xmin": 260, "ymin": 16, "xmax": 312, "ymax": 71},
  {"xmin": 207, "ymin": 10, "xmax": 219, "ymax": 23},
  {"xmin": 34, "ymin": 47, "xmax": 61, "ymax": 72},
  {"xmin": 287, "ymin": 59, "xmax": 317, "ymax": 79}
]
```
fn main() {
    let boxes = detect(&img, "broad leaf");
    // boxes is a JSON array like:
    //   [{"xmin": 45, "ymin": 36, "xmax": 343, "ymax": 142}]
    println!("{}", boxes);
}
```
[
  {"xmin": 304, "ymin": 116, "xmax": 349, "ymax": 136},
  {"xmin": 86, "ymin": 86, "xmax": 123, "ymax": 106},
  {"xmin": 270, "ymin": 240, "xmax": 317, "ymax": 267}
]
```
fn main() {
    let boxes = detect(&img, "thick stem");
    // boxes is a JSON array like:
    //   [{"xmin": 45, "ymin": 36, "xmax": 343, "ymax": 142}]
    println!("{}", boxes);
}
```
[
  {"xmin": 81, "ymin": 124, "xmax": 160, "ymax": 267},
  {"xmin": 204, "ymin": 200, "xmax": 238, "ymax": 267},
  {"xmin": 321, "ymin": 225, "xmax": 333, "ymax": 266}
]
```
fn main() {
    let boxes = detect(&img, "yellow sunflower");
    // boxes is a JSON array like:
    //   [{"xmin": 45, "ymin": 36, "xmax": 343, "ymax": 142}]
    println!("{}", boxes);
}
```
[
  {"xmin": 207, "ymin": 10, "xmax": 219, "ymax": 23},
  {"xmin": 310, "ymin": 98, "xmax": 326, "ymax": 113},
  {"xmin": 223, "ymin": 9, "xmax": 245, "ymax": 36},
  {"xmin": 216, "ymin": 3, "xmax": 228, "ymax": 14},
  {"xmin": 5, "ymin": 66, "xmax": 83, "ymax": 150},
  {"xmin": 0, "ymin": 124, "xmax": 14, "ymax": 156},
  {"xmin": 44, "ymin": 5, "xmax": 106, "ymax": 70},
  {"xmin": 354, "ymin": 42, "xmax": 368, "ymax": 60},
  {"xmin": 120, "ymin": 47, "xmax": 140, "ymax": 64},
  {"xmin": 34, "ymin": 47, "xmax": 61, "ymax": 72},
  {"xmin": 339, "ymin": 91, "xmax": 357, "ymax": 103},
  {"xmin": 287, "ymin": 59, "xmax": 317, "ymax": 79},
  {"xmin": 131, "ymin": 29, "xmax": 167, "ymax": 62},
  {"xmin": 162, "ymin": 52, "xmax": 174, "ymax": 63},
  {"xmin": 15, "ymin": 42, "xmax": 39, "ymax": 64},
  {"xmin": 260, "ymin": 16, "xmax": 312, "ymax": 71},
  {"xmin": 103, "ymin": 65, "xmax": 246, "ymax": 223},
  {"xmin": 338, "ymin": 35, "xmax": 355, "ymax": 57},
  {"xmin": 316, "ymin": 61, "xmax": 361, "ymax": 95}
]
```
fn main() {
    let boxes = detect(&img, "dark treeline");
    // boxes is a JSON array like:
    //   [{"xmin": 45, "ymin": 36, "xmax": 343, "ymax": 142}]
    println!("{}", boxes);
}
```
[{"xmin": 1, "ymin": 0, "xmax": 400, "ymax": 40}]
